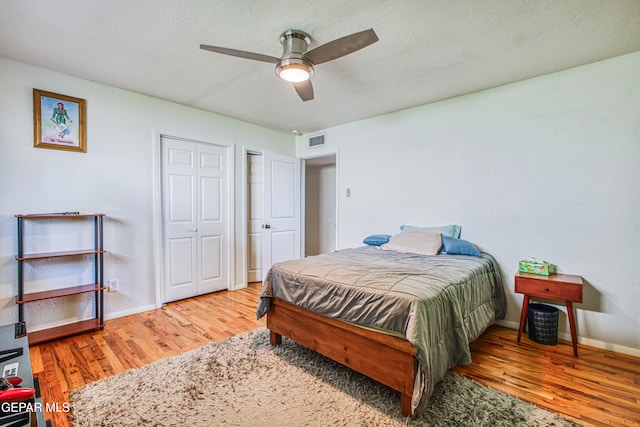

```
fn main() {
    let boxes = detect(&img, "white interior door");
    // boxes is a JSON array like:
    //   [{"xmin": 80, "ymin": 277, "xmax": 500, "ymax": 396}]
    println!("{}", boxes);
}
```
[
  {"xmin": 162, "ymin": 136, "xmax": 229, "ymax": 302},
  {"xmin": 261, "ymin": 152, "xmax": 301, "ymax": 277}
]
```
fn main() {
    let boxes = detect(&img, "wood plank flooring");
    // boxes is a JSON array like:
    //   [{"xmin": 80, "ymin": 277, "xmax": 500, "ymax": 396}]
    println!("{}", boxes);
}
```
[{"xmin": 29, "ymin": 283, "xmax": 639, "ymax": 427}]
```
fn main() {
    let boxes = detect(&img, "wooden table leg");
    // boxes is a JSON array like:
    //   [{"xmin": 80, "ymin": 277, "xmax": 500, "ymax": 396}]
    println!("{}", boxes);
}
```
[
  {"xmin": 517, "ymin": 295, "xmax": 530, "ymax": 343},
  {"xmin": 566, "ymin": 301, "xmax": 578, "ymax": 356}
]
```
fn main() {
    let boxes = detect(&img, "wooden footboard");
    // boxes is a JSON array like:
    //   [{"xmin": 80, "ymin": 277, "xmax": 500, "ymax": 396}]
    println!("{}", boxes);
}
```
[{"xmin": 267, "ymin": 298, "xmax": 417, "ymax": 417}]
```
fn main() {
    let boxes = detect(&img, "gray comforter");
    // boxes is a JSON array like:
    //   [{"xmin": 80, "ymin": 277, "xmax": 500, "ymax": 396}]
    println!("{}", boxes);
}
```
[{"xmin": 257, "ymin": 246, "xmax": 506, "ymax": 414}]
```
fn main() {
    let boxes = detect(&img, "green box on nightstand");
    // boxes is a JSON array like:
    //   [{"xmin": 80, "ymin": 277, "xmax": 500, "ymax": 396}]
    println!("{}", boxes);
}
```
[{"xmin": 518, "ymin": 260, "xmax": 556, "ymax": 276}]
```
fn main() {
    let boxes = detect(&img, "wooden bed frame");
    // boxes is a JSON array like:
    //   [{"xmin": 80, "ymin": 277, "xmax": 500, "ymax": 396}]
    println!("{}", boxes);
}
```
[{"xmin": 267, "ymin": 297, "xmax": 417, "ymax": 417}]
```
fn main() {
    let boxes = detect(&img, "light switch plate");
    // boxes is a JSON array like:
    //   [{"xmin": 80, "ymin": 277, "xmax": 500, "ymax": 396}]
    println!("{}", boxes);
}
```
[{"xmin": 2, "ymin": 362, "xmax": 19, "ymax": 377}]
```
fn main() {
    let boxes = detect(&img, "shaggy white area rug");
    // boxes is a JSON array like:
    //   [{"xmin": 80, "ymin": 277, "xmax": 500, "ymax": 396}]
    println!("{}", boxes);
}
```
[{"xmin": 70, "ymin": 328, "xmax": 582, "ymax": 426}]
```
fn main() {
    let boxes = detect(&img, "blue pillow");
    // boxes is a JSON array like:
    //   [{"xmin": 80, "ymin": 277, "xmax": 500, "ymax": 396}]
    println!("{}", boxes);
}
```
[
  {"xmin": 400, "ymin": 224, "xmax": 462, "ymax": 239},
  {"xmin": 363, "ymin": 234, "xmax": 391, "ymax": 246},
  {"xmin": 441, "ymin": 236, "xmax": 482, "ymax": 257}
]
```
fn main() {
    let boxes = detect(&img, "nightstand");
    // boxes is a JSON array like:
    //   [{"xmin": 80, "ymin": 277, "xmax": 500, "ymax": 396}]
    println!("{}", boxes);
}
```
[{"xmin": 515, "ymin": 272, "xmax": 583, "ymax": 356}]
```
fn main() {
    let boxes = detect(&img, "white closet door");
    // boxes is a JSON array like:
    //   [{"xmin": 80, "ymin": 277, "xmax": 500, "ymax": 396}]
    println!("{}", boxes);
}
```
[
  {"xmin": 162, "ymin": 137, "xmax": 229, "ymax": 302},
  {"xmin": 196, "ymin": 143, "xmax": 228, "ymax": 294}
]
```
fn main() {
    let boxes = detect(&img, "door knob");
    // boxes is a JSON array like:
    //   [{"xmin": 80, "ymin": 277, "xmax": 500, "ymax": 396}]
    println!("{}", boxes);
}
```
[
  {"xmin": 262, "ymin": 224, "xmax": 271, "ymax": 229},
  {"xmin": 188, "ymin": 228, "xmax": 198, "ymax": 232}
]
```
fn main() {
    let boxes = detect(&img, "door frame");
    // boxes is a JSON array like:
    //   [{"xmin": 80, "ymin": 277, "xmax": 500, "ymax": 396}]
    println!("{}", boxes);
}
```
[
  {"xmin": 239, "ymin": 145, "xmax": 304, "ymax": 288},
  {"xmin": 300, "ymin": 150, "xmax": 340, "ymax": 256},
  {"xmin": 152, "ymin": 130, "xmax": 235, "ymax": 307},
  {"xmin": 239, "ymin": 145, "xmax": 260, "ymax": 289},
  {"xmin": 238, "ymin": 145, "xmax": 264, "ymax": 289},
  {"xmin": 239, "ymin": 146, "xmax": 338, "ymax": 288}
]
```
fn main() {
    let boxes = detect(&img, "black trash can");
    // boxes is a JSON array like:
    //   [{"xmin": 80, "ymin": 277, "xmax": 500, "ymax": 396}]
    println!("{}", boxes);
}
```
[{"xmin": 527, "ymin": 303, "xmax": 559, "ymax": 345}]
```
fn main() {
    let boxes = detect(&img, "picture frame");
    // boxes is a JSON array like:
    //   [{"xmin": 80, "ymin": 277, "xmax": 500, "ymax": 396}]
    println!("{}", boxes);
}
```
[{"xmin": 33, "ymin": 89, "xmax": 86, "ymax": 153}]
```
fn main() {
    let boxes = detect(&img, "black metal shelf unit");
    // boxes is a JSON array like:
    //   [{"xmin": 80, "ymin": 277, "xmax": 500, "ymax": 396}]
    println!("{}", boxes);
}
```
[{"xmin": 15, "ymin": 213, "xmax": 105, "ymax": 344}]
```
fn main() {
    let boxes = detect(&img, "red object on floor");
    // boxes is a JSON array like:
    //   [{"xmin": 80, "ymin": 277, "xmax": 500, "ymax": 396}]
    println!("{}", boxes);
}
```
[{"xmin": 0, "ymin": 387, "xmax": 35, "ymax": 402}]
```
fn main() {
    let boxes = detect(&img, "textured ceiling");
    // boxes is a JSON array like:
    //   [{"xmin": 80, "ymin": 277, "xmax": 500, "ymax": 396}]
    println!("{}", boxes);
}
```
[{"xmin": 1, "ymin": 0, "xmax": 639, "ymax": 134}]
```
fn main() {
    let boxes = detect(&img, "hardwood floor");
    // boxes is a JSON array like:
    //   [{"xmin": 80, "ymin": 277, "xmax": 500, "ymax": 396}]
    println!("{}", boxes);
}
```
[
  {"xmin": 452, "ymin": 328, "xmax": 640, "ymax": 426},
  {"xmin": 29, "ymin": 283, "xmax": 639, "ymax": 427}
]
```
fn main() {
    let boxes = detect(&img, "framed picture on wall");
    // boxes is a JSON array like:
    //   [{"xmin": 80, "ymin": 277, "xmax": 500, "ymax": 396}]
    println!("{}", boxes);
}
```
[{"xmin": 33, "ymin": 88, "xmax": 87, "ymax": 153}]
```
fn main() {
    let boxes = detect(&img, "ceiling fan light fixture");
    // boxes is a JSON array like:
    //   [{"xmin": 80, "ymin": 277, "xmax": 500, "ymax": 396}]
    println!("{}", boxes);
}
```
[
  {"xmin": 277, "ymin": 64, "xmax": 311, "ymax": 82},
  {"xmin": 276, "ymin": 57, "xmax": 313, "ymax": 83}
]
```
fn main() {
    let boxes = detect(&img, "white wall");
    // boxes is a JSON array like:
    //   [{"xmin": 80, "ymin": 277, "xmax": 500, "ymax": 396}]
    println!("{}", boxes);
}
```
[
  {"xmin": 0, "ymin": 57, "xmax": 294, "ymax": 330},
  {"xmin": 297, "ymin": 52, "xmax": 640, "ymax": 355}
]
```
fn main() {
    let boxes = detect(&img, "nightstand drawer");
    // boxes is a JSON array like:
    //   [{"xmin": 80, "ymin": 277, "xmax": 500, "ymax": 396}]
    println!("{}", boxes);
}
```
[{"xmin": 515, "ymin": 276, "xmax": 583, "ymax": 302}]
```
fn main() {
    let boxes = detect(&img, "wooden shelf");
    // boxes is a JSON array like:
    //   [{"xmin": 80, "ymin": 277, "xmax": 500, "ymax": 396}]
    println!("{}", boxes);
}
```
[
  {"xmin": 16, "ymin": 213, "xmax": 105, "ymax": 219},
  {"xmin": 16, "ymin": 249, "xmax": 106, "ymax": 261},
  {"xmin": 28, "ymin": 318, "xmax": 104, "ymax": 345},
  {"xmin": 16, "ymin": 284, "xmax": 106, "ymax": 304}
]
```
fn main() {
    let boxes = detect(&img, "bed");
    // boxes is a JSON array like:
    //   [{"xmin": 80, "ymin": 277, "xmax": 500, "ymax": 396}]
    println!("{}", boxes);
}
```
[{"xmin": 256, "ymin": 241, "xmax": 506, "ymax": 417}]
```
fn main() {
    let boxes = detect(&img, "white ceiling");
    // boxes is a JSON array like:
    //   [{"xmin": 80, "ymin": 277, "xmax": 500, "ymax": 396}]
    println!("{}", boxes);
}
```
[{"xmin": 2, "ymin": 0, "xmax": 639, "ymax": 134}]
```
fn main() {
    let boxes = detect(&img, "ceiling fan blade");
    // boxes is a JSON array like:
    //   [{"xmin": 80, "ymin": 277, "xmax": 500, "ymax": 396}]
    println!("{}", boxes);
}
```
[
  {"xmin": 304, "ymin": 29, "xmax": 378, "ymax": 65},
  {"xmin": 294, "ymin": 80, "xmax": 314, "ymax": 101},
  {"xmin": 199, "ymin": 44, "xmax": 279, "ymax": 64}
]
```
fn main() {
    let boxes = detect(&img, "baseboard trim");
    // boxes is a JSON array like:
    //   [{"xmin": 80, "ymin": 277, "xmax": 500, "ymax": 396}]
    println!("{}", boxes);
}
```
[
  {"xmin": 495, "ymin": 319, "xmax": 640, "ymax": 358},
  {"xmin": 105, "ymin": 304, "xmax": 157, "ymax": 321}
]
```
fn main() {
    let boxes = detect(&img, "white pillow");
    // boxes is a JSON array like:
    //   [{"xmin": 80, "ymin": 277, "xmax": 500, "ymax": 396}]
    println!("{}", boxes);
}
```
[{"xmin": 380, "ymin": 231, "xmax": 442, "ymax": 256}]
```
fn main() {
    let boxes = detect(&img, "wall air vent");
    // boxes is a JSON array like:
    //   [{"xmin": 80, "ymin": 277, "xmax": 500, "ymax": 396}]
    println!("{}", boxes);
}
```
[{"xmin": 308, "ymin": 133, "xmax": 326, "ymax": 148}]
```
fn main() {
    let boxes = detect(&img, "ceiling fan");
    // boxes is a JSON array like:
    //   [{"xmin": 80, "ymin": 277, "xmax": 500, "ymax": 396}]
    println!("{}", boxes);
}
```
[{"xmin": 200, "ymin": 28, "xmax": 379, "ymax": 102}]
